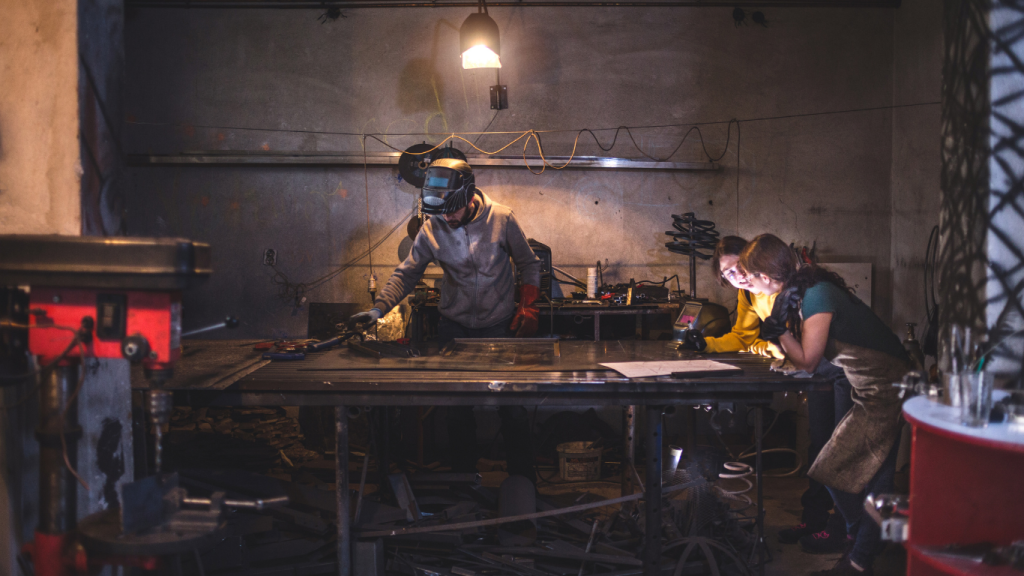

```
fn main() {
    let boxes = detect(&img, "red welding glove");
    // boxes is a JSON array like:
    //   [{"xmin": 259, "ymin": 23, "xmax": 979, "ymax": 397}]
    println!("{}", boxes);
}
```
[{"xmin": 510, "ymin": 284, "xmax": 541, "ymax": 338}]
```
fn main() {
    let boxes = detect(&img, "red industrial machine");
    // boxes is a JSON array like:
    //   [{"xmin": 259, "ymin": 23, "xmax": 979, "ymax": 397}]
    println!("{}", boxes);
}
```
[
  {"xmin": 901, "ymin": 394, "xmax": 1024, "ymax": 575},
  {"xmin": 0, "ymin": 235, "xmax": 211, "ymax": 576}
]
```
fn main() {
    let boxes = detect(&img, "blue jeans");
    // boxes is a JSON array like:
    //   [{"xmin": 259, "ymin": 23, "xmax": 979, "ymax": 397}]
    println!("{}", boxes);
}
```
[
  {"xmin": 827, "ymin": 433, "xmax": 901, "ymax": 568},
  {"xmin": 439, "ymin": 315, "xmax": 536, "ymax": 482},
  {"xmin": 803, "ymin": 359, "xmax": 855, "ymax": 528}
]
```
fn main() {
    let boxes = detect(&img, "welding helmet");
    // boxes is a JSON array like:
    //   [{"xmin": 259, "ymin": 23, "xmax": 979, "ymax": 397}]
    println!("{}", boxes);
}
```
[{"xmin": 421, "ymin": 158, "xmax": 475, "ymax": 215}]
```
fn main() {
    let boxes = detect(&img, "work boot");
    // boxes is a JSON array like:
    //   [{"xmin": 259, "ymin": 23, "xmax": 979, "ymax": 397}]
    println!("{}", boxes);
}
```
[
  {"xmin": 809, "ymin": 555, "xmax": 873, "ymax": 576},
  {"xmin": 778, "ymin": 522, "xmax": 824, "ymax": 545}
]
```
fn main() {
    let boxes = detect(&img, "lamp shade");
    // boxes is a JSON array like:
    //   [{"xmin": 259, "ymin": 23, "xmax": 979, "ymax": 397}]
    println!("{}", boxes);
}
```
[{"xmin": 460, "ymin": 12, "xmax": 501, "ymax": 69}]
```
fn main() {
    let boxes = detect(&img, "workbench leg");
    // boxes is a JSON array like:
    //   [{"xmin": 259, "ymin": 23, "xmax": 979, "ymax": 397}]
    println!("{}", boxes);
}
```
[
  {"xmin": 336, "ymin": 406, "xmax": 351, "ymax": 576},
  {"xmin": 594, "ymin": 314, "xmax": 601, "ymax": 342},
  {"xmin": 755, "ymin": 406, "xmax": 765, "ymax": 575},
  {"xmin": 643, "ymin": 406, "xmax": 662, "ymax": 576},
  {"xmin": 621, "ymin": 406, "xmax": 636, "ymax": 497}
]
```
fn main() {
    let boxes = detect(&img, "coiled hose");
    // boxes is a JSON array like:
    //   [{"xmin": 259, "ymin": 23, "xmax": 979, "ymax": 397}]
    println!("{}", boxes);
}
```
[{"xmin": 664, "ymin": 213, "xmax": 720, "ymax": 260}]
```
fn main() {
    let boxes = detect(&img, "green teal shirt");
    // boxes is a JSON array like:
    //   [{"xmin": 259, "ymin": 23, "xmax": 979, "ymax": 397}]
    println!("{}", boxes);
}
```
[{"xmin": 800, "ymin": 282, "xmax": 908, "ymax": 361}]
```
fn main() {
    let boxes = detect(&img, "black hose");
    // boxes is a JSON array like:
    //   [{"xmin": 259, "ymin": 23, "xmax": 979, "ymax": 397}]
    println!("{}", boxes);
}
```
[{"xmin": 664, "ymin": 213, "xmax": 719, "ymax": 261}]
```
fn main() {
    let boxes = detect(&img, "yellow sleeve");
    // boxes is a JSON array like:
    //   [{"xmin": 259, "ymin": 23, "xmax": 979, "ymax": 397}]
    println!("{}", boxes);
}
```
[{"xmin": 704, "ymin": 291, "xmax": 761, "ymax": 353}]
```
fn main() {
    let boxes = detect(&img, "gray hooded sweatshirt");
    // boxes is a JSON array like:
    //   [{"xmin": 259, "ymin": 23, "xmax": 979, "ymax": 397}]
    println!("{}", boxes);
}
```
[{"xmin": 373, "ymin": 190, "xmax": 541, "ymax": 329}]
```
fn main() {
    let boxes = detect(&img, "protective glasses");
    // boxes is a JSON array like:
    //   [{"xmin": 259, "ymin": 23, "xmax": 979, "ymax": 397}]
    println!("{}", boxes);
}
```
[{"xmin": 721, "ymin": 265, "xmax": 748, "ymax": 283}]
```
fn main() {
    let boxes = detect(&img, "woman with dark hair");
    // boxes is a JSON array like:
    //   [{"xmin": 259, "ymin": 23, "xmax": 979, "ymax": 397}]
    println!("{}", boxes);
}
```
[
  {"xmin": 681, "ymin": 236, "xmax": 783, "ymax": 358},
  {"xmin": 740, "ymin": 234, "xmax": 912, "ymax": 576}
]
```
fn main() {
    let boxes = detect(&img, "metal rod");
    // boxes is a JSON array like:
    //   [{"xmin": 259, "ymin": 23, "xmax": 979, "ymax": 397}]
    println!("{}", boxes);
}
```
[
  {"xmin": 357, "ymin": 479, "xmax": 704, "ymax": 538},
  {"xmin": 38, "ymin": 364, "xmax": 80, "ymax": 534},
  {"xmin": 688, "ymin": 221, "xmax": 697, "ymax": 299},
  {"xmin": 643, "ymin": 406, "xmax": 663, "ymax": 576},
  {"xmin": 126, "ymin": 0, "xmax": 902, "ymax": 8},
  {"xmin": 128, "ymin": 152, "xmax": 719, "ymax": 171},
  {"xmin": 182, "ymin": 495, "xmax": 289, "ymax": 509},
  {"xmin": 577, "ymin": 519, "xmax": 600, "ymax": 576},
  {"xmin": 336, "ymin": 406, "xmax": 352, "ymax": 576},
  {"xmin": 621, "ymin": 406, "xmax": 636, "ymax": 497},
  {"xmin": 354, "ymin": 450, "xmax": 370, "ymax": 524},
  {"xmin": 755, "ymin": 406, "xmax": 765, "ymax": 575}
]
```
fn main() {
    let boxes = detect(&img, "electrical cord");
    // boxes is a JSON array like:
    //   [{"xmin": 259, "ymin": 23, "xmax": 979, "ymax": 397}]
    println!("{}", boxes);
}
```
[
  {"xmin": 365, "ymin": 119, "xmax": 737, "ymax": 176},
  {"xmin": 61, "ymin": 340, "xmax": 90, "ymax": 490},
  {"xmin": 268, "ymin": 208, "xmax": 414, "ymax": 304},
  {"xmin": 0, "ymin": 320, "xmax": 92, "ymax": 488}
]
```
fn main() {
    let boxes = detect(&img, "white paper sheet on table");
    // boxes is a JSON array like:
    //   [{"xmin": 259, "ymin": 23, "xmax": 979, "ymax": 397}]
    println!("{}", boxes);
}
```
[{"xmin": 599, "ymin": 359, "xmax": 740, "ymax": 379}]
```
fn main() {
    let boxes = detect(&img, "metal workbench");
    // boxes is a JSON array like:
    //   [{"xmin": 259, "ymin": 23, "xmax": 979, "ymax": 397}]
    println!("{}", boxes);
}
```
[{"xmin": 136, "ymin": 339, "xmax": 828, "ymax": 576}]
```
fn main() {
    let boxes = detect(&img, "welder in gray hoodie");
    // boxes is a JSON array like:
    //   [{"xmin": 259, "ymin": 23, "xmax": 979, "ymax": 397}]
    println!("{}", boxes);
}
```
[{"xmin": 349, "ymin": 158, "xmax": 542, "ymax": 480}]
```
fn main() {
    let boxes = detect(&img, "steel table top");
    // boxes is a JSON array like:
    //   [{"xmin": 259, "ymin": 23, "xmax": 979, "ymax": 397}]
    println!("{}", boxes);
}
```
[{"xmin": 140, "ymin": 339, "xmax": 827, "ymax": 406}]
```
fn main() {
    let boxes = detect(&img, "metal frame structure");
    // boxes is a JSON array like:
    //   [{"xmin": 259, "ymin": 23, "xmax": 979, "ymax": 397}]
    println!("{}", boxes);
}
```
[{"xmin": 142, "ymin": 342, "xmax": 828, "ymax": 576}]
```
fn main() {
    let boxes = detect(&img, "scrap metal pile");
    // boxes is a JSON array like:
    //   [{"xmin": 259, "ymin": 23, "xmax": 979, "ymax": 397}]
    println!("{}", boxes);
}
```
[{"xmin": 162, "ymin": 447, "xmax": 757, "ymax": 576}]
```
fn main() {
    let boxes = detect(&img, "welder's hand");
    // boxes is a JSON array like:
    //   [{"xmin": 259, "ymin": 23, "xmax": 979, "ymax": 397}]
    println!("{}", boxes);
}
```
[
  {"xmin": 679, "ymin": 329, "xmax": 707, "ymax": 351},
  {"xmin": 510, "ymin": 284, "xmax": 541, "ymax": 338},
  {"xmin": 348, "ymin": 308, "xmax": 382, "ymax": 331},
  {"xmin": 760, "ymin": 286, "xmax": 799, "ymax": 342}
]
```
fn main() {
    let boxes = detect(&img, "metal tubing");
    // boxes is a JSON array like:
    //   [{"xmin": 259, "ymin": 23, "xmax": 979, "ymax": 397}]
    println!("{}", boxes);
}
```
[
  {"xmin": 356, "ymin": 484, "xmax": 702, "ymax": 538},
  {"xmin": 148, "ymin": 390, "xmax": 173, "ymax": 473},
  {"xmin": 38, "ymin": 364, "xmax": 79, "ymax": 534},
  {"xmin": 643, "ymin": 406, "xmax": 662, "ymax": 576},
  {"xmin": 621, "ymin": 406, "xmax": 636, "ymax": 497},
  {"xmin": 755, "ymin": 406, "xmax": 765, "ymax": 575},
  {"xmin": 336, "ymin": 406, "xmax": 351, "ymax": 576}
]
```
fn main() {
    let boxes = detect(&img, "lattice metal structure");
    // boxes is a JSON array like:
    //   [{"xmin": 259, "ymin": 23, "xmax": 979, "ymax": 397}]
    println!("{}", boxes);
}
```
[{"xmin": 941, "ymin": 0, "xmax": 1024, "ymax": 382}]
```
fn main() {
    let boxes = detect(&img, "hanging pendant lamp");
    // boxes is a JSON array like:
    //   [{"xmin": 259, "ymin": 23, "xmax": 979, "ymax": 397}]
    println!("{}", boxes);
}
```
[{"xmin": 460, "ymin": 1, "xmax": 501, "ymax": 69}]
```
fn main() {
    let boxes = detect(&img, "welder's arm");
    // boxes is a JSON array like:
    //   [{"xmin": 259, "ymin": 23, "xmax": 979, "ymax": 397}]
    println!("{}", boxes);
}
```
[
  {"xmin": 778, "ymin": 312, "xmax": 832, "ymax": 373},
  {"xmin": 372, "ymin": 230, "xmax": 434, "ymax": 316},
  {"xmin": 505, "ymin": 212, "xmax": 541, "ymax": 288}
]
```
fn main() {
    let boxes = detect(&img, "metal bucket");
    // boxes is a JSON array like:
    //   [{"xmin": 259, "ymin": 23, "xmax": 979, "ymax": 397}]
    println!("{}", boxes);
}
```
[{"xmin": 556, "ymin": 441, "xmax": 602, "ymax": 481}]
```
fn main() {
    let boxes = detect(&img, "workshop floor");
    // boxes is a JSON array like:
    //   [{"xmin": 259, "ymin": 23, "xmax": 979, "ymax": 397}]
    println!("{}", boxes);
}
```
[{"xmin": 480, "ymin": 471, "xmax": 908, "ymax": 576}]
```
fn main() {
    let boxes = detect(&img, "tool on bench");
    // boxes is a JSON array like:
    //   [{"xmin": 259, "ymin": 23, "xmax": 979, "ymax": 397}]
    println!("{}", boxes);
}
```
[
  {"xmin": 262, "ymin": 352, "xmax": 306, "ymax": 361},
  {"xmin": 181, "ymin": 315, "xmax": 239, "ymax": 338}
]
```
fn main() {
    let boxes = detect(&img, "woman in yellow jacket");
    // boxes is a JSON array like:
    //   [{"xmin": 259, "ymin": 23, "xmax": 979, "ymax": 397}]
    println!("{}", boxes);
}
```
[{"xmin": 681, "ymin": 236, "xmax": 783, "ymax": 358}]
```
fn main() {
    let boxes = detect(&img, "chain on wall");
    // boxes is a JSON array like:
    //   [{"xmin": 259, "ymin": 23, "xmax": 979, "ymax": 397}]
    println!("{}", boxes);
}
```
[{"xmin": 941, "ymin": 0, "xmax": 1024, "ymax": 379}]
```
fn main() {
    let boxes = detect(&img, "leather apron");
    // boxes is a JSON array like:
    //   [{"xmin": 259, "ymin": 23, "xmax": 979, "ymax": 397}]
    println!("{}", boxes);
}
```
[{"xmin": 806, "ymin": 340, "xmax": 911, "ymax": 494}]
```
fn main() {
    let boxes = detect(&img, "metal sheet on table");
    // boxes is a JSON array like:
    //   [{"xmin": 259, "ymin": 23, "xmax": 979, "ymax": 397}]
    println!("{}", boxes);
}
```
[
  {"xmin": 296, "ymin": 340, "xmax": 699, "ymax": 372},
  {"xmin": 131, "ymin": 339, "xmax": 270, "ymax": 390}
]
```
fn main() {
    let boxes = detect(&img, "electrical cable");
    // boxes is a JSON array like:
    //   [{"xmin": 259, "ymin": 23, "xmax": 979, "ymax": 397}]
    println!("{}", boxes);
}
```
[
  {"xmin": 124, "ymin": 100, "xmax": 938, "ymax": 140},
  {"xmin": 363, "ymin": 136, "xmax": 375, "ymax": 281},
  {"xmin": 0, "ymin": 322, "xmax": 80, "ymax": 385},
  {"xmin": 61, "ymin": 340, "xmax": 90, "ymax": 491},
  {"xmin": 268, "ymin": 208, "xmax": 414, "ymax": 303}
]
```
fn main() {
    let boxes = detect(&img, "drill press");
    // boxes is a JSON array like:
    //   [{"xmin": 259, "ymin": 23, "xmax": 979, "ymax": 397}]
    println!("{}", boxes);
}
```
[{"xmin": 0, "ymin": 235, "xmax": 210, "ymax": 575}]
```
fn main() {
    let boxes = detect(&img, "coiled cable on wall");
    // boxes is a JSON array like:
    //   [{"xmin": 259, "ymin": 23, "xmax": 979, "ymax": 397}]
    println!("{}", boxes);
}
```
[{"xmin": 664, "ymin": 213, "xmax": 719, "ymax": 260}]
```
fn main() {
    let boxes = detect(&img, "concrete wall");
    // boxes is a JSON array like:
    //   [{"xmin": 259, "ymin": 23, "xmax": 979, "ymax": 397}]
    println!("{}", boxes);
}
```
[
  {"xmin": 891, "ymin": 0, "xmax": 943, "ymax": 345},
  {"xmin": 0, "ymin": 1, "xmax": 81, "ymax": 570},
  {"xmin": 0, "ymin": 1, "xmax": 82, "ymax": 234},
  {"xmin": 1, "ymin": 2, "xmax": 131, "ymax": 573},
  {"xmin": 123, "ymin": 5, "xmax": 939, "ymax": 339}
]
